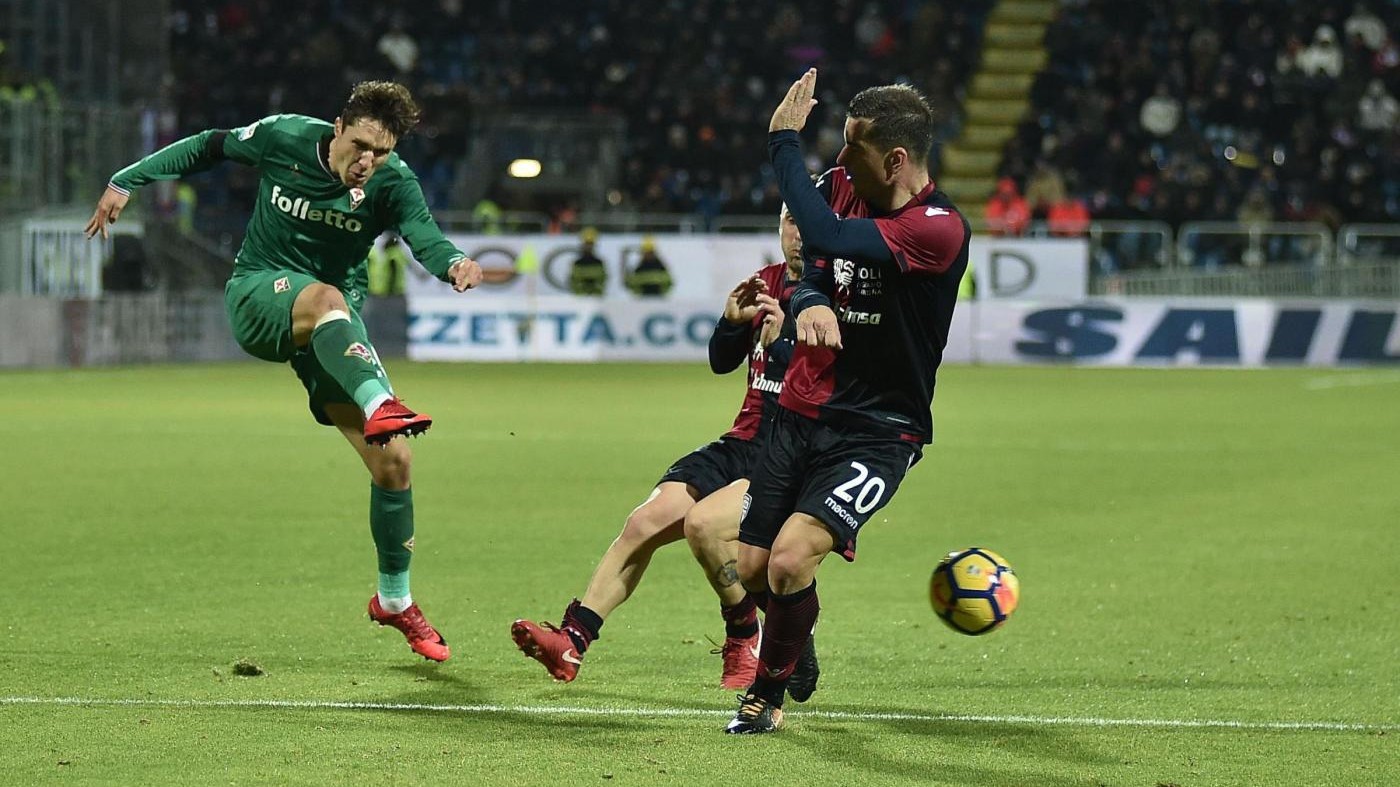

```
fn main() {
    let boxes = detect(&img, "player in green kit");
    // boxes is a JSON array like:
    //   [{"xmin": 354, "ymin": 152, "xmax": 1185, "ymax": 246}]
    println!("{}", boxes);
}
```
[{"xmin": 84, "ymin": 81, "xmax": 483, "ymax": 663}]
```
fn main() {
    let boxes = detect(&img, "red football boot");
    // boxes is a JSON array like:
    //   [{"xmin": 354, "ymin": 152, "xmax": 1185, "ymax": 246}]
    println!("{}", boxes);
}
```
[
  {"xmin": 364, "ymin": 398, "xmax": 432, "ymax": 446},
  {"xmin": 368, "ymin": 596, "xmax": 450, "ymax": 662},
  {"xmin": 718, "ymin": 630, "xmax": 761, "ymax": 690},
  {"xmin": 510, "ymin": 619, "xmax": 584, "ymax": 682}
]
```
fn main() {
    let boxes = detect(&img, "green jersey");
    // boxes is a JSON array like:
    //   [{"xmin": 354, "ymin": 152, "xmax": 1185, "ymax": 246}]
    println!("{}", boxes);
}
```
[{"xmin": 109, "ymin": 114, "xmax": 465, "ymax": 308}]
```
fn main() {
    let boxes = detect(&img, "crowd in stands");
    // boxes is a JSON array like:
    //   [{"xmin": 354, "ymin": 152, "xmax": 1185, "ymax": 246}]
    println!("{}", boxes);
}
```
[
  {"xmin": 164, "ymin": 0, "xmax": 1400, "ymax": 256},
  {"xmin": 996, "ymin": 0, "xmax": 1400, "ymax": 267},
  {"xmin": 167, "ymin": 0, "xmax": 990, "ymax": 230}
]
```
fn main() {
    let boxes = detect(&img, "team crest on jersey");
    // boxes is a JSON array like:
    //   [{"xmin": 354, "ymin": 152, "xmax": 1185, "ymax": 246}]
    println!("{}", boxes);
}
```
[
  {"xmin": 344, "ymin": 342, "xmax": 374, "ymax": 363},
  {"xmin": 349, "ymin": 188, "xmax": 365, "ymax": 210},
  {"xmin": 273, "ymin": 276, "xmax": 291, "ymax": 293},
  {"xmin": 237, "ymin": 124, "xmax": 257, "ymax": 141}
]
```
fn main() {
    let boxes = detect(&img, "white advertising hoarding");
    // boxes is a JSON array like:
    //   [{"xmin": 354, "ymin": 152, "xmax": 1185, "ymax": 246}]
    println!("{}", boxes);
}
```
[
  {"xmin": 400, "ymin": 234, "xmax": 1398, "ymax": 366},
  {"xmin": 402, "ymin": 234, "xmax": 1090, "ymax": 302},
  {"xmin": 946, "ymin": 299, "xmax": 1400, "ymax": 366},
  {"xmin": 969, "ymin": 237, "xmax": 1088, "ymax": 300}
]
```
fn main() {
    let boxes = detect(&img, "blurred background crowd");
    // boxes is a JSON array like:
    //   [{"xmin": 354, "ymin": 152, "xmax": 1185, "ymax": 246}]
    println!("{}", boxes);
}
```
[
  {"xmin": 165, "ymin": 0, "xmax": 992, "ymax": 225},
  {"xmin": 5, "ymin": 0, "xmax": 1398, "ymax": 255},
  {"xmin": 997, "ymin": 0, "xmax": 1400, "ymax": 235}
]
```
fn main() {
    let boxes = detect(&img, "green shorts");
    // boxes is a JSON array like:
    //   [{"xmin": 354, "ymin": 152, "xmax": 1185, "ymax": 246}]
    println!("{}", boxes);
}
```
[{"xmin": 225, "ymin": 270, "xmax": 369, "ymax": 426}]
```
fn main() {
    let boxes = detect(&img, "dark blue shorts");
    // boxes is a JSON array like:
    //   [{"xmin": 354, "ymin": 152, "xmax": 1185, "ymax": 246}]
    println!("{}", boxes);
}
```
[{"xmin": 739, "ymin": 408, "xmax": 922, "ymax": 561}]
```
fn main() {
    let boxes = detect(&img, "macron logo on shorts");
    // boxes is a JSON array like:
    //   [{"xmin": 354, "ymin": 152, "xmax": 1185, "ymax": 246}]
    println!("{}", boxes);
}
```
[
  {"xmin": 273, "ymin": 276, "xmax": 291, "ymax": 294},
  {"xmin": 741, "ymin": 493, "xmax": 752, "ymax": 523}
]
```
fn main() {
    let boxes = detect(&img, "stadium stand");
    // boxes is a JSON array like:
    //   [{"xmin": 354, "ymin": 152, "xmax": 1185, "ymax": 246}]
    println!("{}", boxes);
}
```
[
  {"xmin": 166, "ymin": 0, "xmax": 992, "ymax": 230},
  {"xmin": 997, "ymin": 0, "xmax": 1400, "ymax": 264}
]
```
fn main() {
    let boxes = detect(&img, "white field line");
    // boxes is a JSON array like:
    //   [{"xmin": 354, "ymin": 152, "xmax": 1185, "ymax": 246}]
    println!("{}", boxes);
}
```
[
  {"xmin": 1304, "ymin": 370, "xmax": 1400, "ymax": 390},
  {"xmin": 1, "ymin": 696, "xmax": 1394, "ymax": 733}
]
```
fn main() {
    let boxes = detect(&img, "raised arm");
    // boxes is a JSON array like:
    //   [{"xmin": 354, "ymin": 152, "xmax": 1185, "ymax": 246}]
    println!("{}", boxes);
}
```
[{"xmin": 768, "ymin": 130, "xmax": 893, "ymax": 264}]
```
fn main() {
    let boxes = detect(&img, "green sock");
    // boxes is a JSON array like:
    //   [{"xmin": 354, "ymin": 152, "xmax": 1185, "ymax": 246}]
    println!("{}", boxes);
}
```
[
  {"xmin": 371, "ymin": 484, "xmax": 414, "ymax": 600},
  {"xmin": 310, "ymin": 316, "xmax": 391, "ymax": 413}
]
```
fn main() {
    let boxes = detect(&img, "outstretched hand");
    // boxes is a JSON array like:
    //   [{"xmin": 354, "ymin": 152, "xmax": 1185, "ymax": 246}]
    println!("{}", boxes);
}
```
[
  {"xmin": 84, "ymin": 185, "xmax": 130, "ymax": 240},
  {"xmin": 770, "ymin": 68, "xmax": 818, "ymax": 133},
  {"xmin": 722, "ymin": 276, "xmax": 768, "ymax": 325},
  {"xmin": 796, "ymin": 304, "xmax": 842, "ymax": 350},
  {"xmin": 449, "ymin": 258, "xmax": 484, "ymax": 292}
]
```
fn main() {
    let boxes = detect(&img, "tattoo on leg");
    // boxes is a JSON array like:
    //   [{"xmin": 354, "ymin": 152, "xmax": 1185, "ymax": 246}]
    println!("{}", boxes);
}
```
[{"xmin": 716, "ymin": 560, "xmax": 740, "ymax": 587}]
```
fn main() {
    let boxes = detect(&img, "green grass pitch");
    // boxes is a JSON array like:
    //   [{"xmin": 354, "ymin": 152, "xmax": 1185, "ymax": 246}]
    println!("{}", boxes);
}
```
[{"xmin": 2, "ymin": 361, "xmax": 1397, "ymax": 785}]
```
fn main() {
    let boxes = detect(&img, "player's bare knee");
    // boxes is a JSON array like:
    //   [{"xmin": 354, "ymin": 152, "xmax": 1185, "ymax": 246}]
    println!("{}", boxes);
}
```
[
  {"xmin": 618, "ymin": 498, "xmax": 683, "ymax": 548},
  {"xmin": 370, "ymin": 442, "xmax": 412, "ymax": 488},
  {"xmin": 619, "ymin": 507, "xmax": 667, "ymax": 546},
  {"xmin": 682, "ymin": 507, "xmax": 715, "ymax": 548},
  {"xmin": 766, "ymin": 547, "xmax": 816, "ymax": 593},
  {"xmin": 303, "ymin": 283, "xmax": 348, "ymax": 318}
]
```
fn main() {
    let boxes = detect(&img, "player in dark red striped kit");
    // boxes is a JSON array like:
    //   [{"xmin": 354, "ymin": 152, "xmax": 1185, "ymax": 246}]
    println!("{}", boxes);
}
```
[
  {"xmin": 726, "ymin": 70, "xmax": 971, "ymax": 734},
  {"xmin": 511, "ymin": 209, "xmax": 816, "ymax": 693}
]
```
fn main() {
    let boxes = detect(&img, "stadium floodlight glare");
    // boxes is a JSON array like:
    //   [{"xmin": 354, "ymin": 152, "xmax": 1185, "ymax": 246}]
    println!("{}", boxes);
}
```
[{"xmin": 508, "ymin": 159, "xmax": 542, "ymax": 178}]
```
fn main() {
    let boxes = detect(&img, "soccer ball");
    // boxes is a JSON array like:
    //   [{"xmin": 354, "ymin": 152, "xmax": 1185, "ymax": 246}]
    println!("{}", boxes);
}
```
[{"xmin": 929, "ymin": 547, "xmax": 1020, "ymax": 635}]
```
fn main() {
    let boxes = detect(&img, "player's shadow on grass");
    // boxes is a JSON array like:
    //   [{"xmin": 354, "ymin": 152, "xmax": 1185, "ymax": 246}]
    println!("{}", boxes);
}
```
[
  {"xmin": 378, "ymin": 662, "xmax": 488, "ymax": 704},
  {"xmin": 784, "ymin": 716, "xmax": 1101, "ymax": 787},
  {"xmin": 527, "ymin": 687, "xmax": 1115, "ymax": 785}
]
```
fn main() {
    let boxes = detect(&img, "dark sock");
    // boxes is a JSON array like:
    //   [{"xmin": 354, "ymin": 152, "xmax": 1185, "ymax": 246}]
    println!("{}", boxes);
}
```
[
  {"xmin": 721, "ymin": 596, "xmax": 759, "ymax": 639},
  {"xmin": 562, "ymin": 599, "xmax": 603, "ymax": 653},
  {"xmin": 749, "ymin": 581, "xmax": 819, "ymax": 707},
  {"xmin": 749, "ymin": 588, "xmax": 770, "ymax": 615}
]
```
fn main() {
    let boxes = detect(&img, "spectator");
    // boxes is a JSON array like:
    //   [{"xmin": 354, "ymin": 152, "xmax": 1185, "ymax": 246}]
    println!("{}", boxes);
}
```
[
  {"xmin": 1358, "ymin": 78, "xmax": 1400, "ymax": 132},
  {"xmin": 1140, "ymin": 82, "xmax": 1183, "ymax": 138},
  {"xmin": 1298, "ymin": 25, "xmax": 1344, "ymax": 78},
  {"xmin": 1024, "ymin": 162, "xmax": 1067, "ymax": 218},
  {"xmin": 1047, "ymin": 193, "xmax": 1091, "ymax": 237},
  {"xmin": 1346, "ymin": 3, "xmax": 1388, "ymax": 51},
  {"xmin": 984, "ymin": 178, "xmax": 1030, "ymax": 236},
  {"xmin": 377, "ymin": 24, "xmax": 419, "ymax": 75},
  {"xmin": 1237, "ymin": 187, "xmax": 1275, "ymax": 226}
]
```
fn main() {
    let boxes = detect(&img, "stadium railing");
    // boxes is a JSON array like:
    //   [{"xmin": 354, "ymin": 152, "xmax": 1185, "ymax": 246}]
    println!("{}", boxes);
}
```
[
  {"xmin": 1340, "ymin": 224, "xmax": 1400, "ymax": 265},
  {"xmin": 1176, "ymin": 221, "xmax": 1335, "ymax": 270},
  {"xmin": 1092, "ymin": 260, "xmax": 1400, "ymax": 298},
  {"xmin": 0, "ymin": 99, "xmax": 143, "ymax": 215}
]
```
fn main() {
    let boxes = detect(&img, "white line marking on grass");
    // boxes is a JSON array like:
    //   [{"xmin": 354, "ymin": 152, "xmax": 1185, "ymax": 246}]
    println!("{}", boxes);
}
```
[
  {"xmin": 2, "ymin": 696, "xmax": 1394, "ymax": 733},
  {"xmin": 1304, "ymin": 371, "xmax": 1400, "ymax": 390}
]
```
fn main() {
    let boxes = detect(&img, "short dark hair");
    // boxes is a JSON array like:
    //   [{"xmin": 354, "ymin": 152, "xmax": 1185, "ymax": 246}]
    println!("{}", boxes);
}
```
[
  {"xmin": 341, "ymin": 81, "xmax": 421, "ymax": 139},
  {"xmin": 847, "ymin": 84, "xmax": 935, "ymax": 163}
]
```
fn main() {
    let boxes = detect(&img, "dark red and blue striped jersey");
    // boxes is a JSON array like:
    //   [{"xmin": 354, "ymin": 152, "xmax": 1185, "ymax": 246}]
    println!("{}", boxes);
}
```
[
  {"xmin": 708, "ymin": 262, "xmax": 800, "ymax": 441},
  {"xmin": 780, "ymin": 166, "xmax": 970, "ymax": 443}
]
